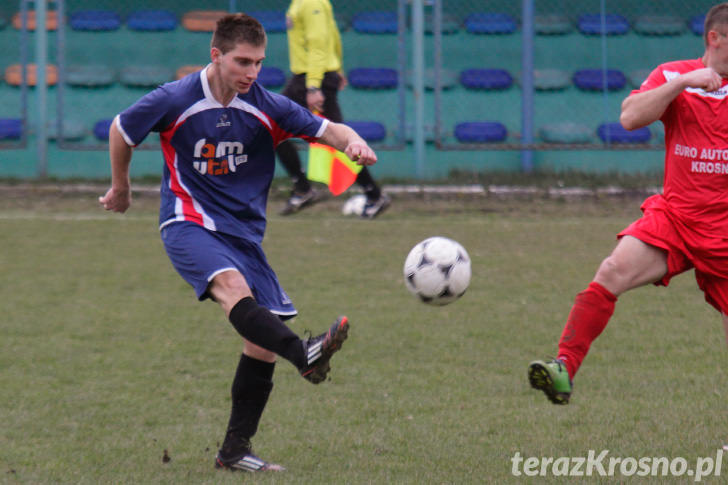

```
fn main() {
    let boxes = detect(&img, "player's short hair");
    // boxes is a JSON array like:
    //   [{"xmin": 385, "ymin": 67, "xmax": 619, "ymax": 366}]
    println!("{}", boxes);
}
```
[
  {"xmin": 704, "ymin": 3, "xmax": 728, "ymax": 45},
  {"xmin": 211, "ymin": 13, "xmax": 266, "ymax": 53}
]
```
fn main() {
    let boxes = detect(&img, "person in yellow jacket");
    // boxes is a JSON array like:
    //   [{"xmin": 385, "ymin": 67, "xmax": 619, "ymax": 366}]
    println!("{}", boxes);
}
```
[{"xmin": 276, "ymin": 0, "xmax": 390, "ymax": 218}]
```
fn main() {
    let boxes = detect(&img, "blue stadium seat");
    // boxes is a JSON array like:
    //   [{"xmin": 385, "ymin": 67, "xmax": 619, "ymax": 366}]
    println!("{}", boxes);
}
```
[
  {"xmin": 396, "ymin": 122, "xmax": 442, "ymax": 143},
  {"xmin": 93, "ymin": 119, "xmax": 113, "ymax": 141},
  {"xmin": 454, "ymin": 122, "xmax": 507, "ymax": 143},
  {"xmin": 535, "ymin": 14, "xmax": 572, "ymax": 35},
  {"xmin": 345, "ymin": 121, "xmax": 386, "ymax": 142},
  {"xmin": 577, "ymin": 13, "xmax": 629, "ymax": 35},
  {"xmin": 539, "ymin": 122, "xmax": 593, "ymax": 144},
  {"xmin": 257, "ymin": 66, "xmax": 286, "ymax": 88},
  {"xmin": 0, "ymin": 118, "xmax": 22, "ymax": 140},
  {"xmin": 69, "ymin": 10, "xmax": 121, "ymax": 31},
  {"xmin": 47, "ymin": 119, "xmax": 86, "ymax": 141},
  {"xmin": 407, "ymin": 68, "xmax": 457, "ymax": 90},
  {"xmin": 351, "ymin": 11, "xmax": 398, "ymax": 34},
  {"xmin": 459, "ymin": 68, "xmax": 513, "ymax": 90},
  {"xmin": 120, "ymin": 66, "xmax": 174, "ymax": 87},
  {"xmin": 633, "ymin": 15, "xmax": 684, "ymax": 36},
  {"xmin": 464, "ymin": 13, "xmax": 517, "ymax": 34},
  {"xmin": 425, "ymin": 13, "xmax": 460, "ymax": 35},
  {"xmin": 348, "ymin": 68, "xmax": 398, "ymax": 89},
  {"xmin": 597, "ymin": 123, "xmax": 651, "ymax": 144},
  {"xmin": 127, "ymin": 10, "xmax": 177, "ymax": 31},
  {"xmin": 689, "ymin": 14, "xmax": 705, "ymax": 35},
  {"xmin": 65, "ymin": 65, "xmax": 116, "ymax": 87},
  {"xmin": 248, "ymin": 11, "xmax": 286, "ymax": 33},
  {"xmin": 573, "ymin": 69, "xmax": 626, "ymax": 91},
  {"xmin": 533, "ymin": 69, "xmax": 571, "ymax": 91}
]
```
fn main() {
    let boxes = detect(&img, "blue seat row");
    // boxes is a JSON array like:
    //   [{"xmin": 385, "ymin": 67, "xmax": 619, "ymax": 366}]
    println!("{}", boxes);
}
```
[
  {"xmin": 335, "ymin": 120, "xmax": 650, "ymax": 144},
  {"xmin": 57, "ymin": 65, "xmax": 286, "ymax": 89},
  {"xmin": 39, "ymin": 10, "xmax": 710, "ymax": 35},
  {"xmin": 0, "ymin": 117, "xmax": 652, "ymax": 145},
  {"xmin": 2, "ymin": 63, "xmax": 631, "ymax": 93},
  {"xmin": 66, "ymin": 9, "xmax": 286, "ymax": 32},
  {"xmin": 346, "ymin": 67, "xmax": 629, "ymax": 91},
  {"xmin": 454, "ymin": 121, "xmax": 652, "ymax": 144},
  {"xmin": 350, "ymin": 11, "xmax": 708, "ymax": 36}
]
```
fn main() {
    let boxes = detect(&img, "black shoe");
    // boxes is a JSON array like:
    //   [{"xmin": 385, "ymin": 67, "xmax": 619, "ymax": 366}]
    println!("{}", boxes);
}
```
[
  {"xmin": 299, "ymin": 316, "xmax": 349, "ymax": 384},
  {"xmin": 215, "ymin": 437, "xmax": 285, "ymax": 472},
  {"xmin": 361, "ymin": 194, "xmax": 391, "ymax": 219},
  {"xmin": 280, "ymin": 188, "xmax": 320, "ymax": 215}
]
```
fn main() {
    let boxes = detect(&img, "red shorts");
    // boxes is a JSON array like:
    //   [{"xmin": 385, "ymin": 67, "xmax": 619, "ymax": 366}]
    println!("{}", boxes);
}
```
[{"xmin": 618, "ymin": 194, "xmax": 728, "ymax": 314}]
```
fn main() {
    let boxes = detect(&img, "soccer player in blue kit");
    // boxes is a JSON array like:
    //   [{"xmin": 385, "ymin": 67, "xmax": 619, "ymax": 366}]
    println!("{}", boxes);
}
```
[{"xmin": 99, "ymin": 13, "xmax": 378, "ymax": 472}]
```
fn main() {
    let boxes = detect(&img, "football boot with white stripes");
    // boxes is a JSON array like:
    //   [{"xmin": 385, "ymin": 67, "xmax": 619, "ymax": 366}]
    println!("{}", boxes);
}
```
[
  {"xmin": 215, "ymin": 450, "xmax": 284, "ymax": 472},
  {"xmin": 215, "ymin": 437, "xmax": 284, "ymax": 472},
  {"xmin": 299, "ymin": 316, "xmax": 349, "ymax": 384}
]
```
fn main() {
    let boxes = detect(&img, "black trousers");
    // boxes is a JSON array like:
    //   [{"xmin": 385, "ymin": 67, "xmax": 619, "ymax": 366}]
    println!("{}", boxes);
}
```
[{"xmin": 275, "ymin": 72, "xmax": 380, "ymax": 199}]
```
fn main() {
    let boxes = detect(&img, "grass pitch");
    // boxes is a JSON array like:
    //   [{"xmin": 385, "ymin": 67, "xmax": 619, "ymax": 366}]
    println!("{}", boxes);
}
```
[{"xmin": 1, "ymin": 187, "xmax": 727, "ymax": 484}]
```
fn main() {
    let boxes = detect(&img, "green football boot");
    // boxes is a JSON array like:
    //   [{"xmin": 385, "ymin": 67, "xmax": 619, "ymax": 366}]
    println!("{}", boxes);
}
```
[{"xmin": 528, "ymin": 359, "xmax": 573, "ymax": 405}]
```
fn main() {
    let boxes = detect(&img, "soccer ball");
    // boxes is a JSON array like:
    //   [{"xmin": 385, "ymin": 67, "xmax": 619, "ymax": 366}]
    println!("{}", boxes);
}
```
[
  {"xmin": 403, "ymin": 237, "xmax": 471, "ymax": 305},
  {"xmin": 342, "ymin": 194, "xmax": 366, "ymax": 216}
]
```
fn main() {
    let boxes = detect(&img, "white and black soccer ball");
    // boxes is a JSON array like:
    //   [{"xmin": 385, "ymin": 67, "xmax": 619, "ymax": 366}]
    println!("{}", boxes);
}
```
[
  {"xmin": 342, "ymin": 194, "xmax": 366, "ymax": 216},
  {"xmin": 403, "ymin": 236, "xmax": 471, "ymax": 305}
]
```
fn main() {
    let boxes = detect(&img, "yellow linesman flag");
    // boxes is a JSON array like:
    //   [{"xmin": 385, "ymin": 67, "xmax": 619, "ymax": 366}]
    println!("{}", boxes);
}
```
[{"xmin": 307, "ymin": 142, "xmax": 363, "ymax": 196}]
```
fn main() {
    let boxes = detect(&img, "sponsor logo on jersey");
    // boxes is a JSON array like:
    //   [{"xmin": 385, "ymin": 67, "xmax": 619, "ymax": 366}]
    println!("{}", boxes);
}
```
[
  {"xmin": 192, "ymin": 138, "xmax": 248, "ymax": 175},
  {"xmin": 216, "ymin": 113, "xmax": 231, "ymax": 128}
]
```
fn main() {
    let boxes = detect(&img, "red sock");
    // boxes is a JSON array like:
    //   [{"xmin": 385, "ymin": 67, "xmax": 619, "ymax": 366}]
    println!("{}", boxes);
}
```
[{"xmin": 557, "ymin": 282, "xmax": 617, "ymax": 379}]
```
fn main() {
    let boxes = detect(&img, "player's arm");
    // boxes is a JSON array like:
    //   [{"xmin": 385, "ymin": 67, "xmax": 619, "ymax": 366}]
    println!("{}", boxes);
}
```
[
  {"xmin": 621, "ymin": 68, "xmax": 723, "ymax": 130},
  {"xmin": 317, "ymin": 121, "xmax": 377, "ymax": 166},
  {"xmin": 99, "ymin": 118, "xmax": 133, "ymax": 213}
]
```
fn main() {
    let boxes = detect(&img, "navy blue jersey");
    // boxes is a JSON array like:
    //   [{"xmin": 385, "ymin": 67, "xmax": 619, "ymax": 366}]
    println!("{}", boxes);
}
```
[{"xmin": 116, "ymin": 65, "xmax": 328, "ymax": 242}]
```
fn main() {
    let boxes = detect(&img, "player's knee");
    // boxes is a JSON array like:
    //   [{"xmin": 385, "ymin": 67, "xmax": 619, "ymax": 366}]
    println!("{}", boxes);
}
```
[
  {"xmin": 595, "ymin": 256, "xmax": 631, "ymax": 294},
  {"xmin": 209, "ymin": 270, "xmax": 252, "ymax": 309}
]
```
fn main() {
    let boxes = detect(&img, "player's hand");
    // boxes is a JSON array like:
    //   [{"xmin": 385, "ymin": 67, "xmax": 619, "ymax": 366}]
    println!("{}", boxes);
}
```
[
  {"xmin": 306, "ymin": 89, "xmax": 324, "ymax": 113},
  {"xmin": 682, "ymin": 67, "xmax": 723, "ymax": 92},
  {"xmin": 99, "ymin": 186, "xmax": 131, "ymax": 213},
  {"xmin": 345, "ymin": 141, "xmax": 377, "ymax": 166}
]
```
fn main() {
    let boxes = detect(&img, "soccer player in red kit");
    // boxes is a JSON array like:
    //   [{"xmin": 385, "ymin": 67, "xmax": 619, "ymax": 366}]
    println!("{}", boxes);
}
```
[{"xmin": 529, "ymin": 2, "xmax": 728, "ymax": 404}]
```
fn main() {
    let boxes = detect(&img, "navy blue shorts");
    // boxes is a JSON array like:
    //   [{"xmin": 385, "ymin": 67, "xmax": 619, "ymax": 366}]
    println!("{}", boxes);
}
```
[{"xmin": 160, "ymin": 221, "xmax": 297, "ymax": 319}]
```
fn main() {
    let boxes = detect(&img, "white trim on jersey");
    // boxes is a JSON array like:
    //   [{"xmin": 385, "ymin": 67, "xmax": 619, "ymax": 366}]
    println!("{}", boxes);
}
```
[
  {"xmin": 200, "ymin": 64, "xmax": 217, "ymax": 105},
  {"xmin": 114, "ymin": 114, "xmax": 136, "ymax": 147},
  {"xmin": 174, "ymin": 98, "xmax": 222, "ymax": 130},
  {"xmin": 664, "ymin": 69, "xmax": 728, "ymax": 99},
  {"xmin": 315, "ymin": 118, "xmax": 329, "ymax": 138},
  {"xmin": 173, "ymin": 67, "xmax": 275, "ymax": 133},
  {"xmin": 230, "ymin": 97, "xmax": 272, "ymax": 130}
]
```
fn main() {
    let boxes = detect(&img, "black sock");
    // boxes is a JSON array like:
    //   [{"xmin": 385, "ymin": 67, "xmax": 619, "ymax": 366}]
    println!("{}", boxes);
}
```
[
  {"xmin": 355, "ymin": 167, "xmax": 381, "ymax": 200},
  {"xmin": 276, "ymin": 140, "xmax": 311, "ymax": 193},
  {"xmin": 228, "ymin": 297, "xmax": 306, "ymax": 368},
  {"xmin": 221, "ymin": 354, "xmax": 275, "ymax": 457}
]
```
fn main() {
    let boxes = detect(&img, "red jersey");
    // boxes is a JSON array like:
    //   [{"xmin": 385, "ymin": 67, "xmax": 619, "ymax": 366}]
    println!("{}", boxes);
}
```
[{"xmin": 634, "ymin": 58, "xmax": 728, "ymax": 239}]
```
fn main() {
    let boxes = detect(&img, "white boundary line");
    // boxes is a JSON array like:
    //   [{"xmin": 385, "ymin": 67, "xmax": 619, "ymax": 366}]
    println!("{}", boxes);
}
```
[{"xmin": 0, "ymin": 183, "xmax": 662, "ymax": 198}]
